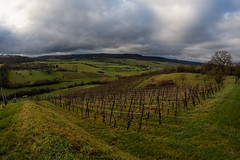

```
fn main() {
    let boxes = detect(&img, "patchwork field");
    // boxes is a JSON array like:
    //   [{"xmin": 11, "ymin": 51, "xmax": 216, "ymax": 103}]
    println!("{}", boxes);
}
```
[
  {"xmin": 4, "ymin": 58, "xmax": 162, "ymax": 97},
  {"xmin": 8, "ymin": 70, "xmax": 63, "ymax": 84}
]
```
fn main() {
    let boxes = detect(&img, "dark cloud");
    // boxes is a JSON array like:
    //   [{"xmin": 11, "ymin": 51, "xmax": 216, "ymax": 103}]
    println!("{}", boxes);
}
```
[
  {"xmin": 21, "ymin": 0, "xmax": 155, "ymax": 53},
  {"xmin": 0, "ymin": 0, "xmax": 240, "ymax": 61}
]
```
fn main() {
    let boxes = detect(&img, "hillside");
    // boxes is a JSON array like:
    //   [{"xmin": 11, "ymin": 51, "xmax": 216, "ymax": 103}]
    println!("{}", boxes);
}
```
[
  {"xmin": 1, "ymin": 77, "xmax": 239, "ymax": 159},
  {"xmin": 2, "ymin": 56, "xmax": 183, "ymax": 99},
  {"xmin": 37, "ymin": 53, "xmax": 202, "ymax": 66},
  {"xmin": 0, "ymin": 54, "xmax": 202, "ymax": 66}
]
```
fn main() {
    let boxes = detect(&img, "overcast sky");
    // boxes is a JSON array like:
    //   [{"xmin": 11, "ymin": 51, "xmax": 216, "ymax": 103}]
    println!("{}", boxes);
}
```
[{"xmin": 0, "ymin": 0, "xmax": 240, "ymax": 62}]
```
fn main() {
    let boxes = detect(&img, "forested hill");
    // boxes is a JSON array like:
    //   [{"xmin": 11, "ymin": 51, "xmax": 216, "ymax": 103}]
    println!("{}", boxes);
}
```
[
  {"xmin": 0, "ymin": 54, "xmax": 202, "ymax": 65},
  {"xmin": 0, "ymin": 55, "xmax": 32, "ymax": 64},
  {"xmin": 37, "ymin": 54, "xmax": 203, "ymax": 65}
]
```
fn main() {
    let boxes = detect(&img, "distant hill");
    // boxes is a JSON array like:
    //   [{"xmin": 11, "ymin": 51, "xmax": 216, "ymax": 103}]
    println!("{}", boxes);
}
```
[
  {"xmin": 0, "ymin": 55, "xmax": 32, "ymax": 64},
  {"xmin": 0, "ymin": 53, "xmax": 202, "ymax": 65},
  {"xmin": 37, "ymin": 53, "xmax": 203, "ymax": 65}
]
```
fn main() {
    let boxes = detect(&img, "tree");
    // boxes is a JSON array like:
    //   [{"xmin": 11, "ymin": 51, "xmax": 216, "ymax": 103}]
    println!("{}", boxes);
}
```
[
  {"xmin": 210, "ymin": 51, "xmax": 232, "ymax": 66},
  {"xmin": 214, "ymin": 70, "xmax": 225, "ymax": 84},
  {"xmin": 0, "ymin": 65, "xmax": 9, "ymax": 87},
  {"xmin": 201, "ymin": 62, "xmax": 215, "ymax": 76},
  {"xmin": 210, "ymin": 51, "xmax": 232, "ymax": 75},
  {"xmin": 176, "ymin": 65, "xmax": 186, "ymax": 72},
  {"xmin": 201, "ymin": 51, "xmax": 232, "ymax": 84}
]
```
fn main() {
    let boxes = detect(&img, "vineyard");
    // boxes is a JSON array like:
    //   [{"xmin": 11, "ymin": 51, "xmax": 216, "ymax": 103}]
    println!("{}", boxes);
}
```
[{"xmin": 42, "ymin": 71, "xmax": 222, "ymax": 131}]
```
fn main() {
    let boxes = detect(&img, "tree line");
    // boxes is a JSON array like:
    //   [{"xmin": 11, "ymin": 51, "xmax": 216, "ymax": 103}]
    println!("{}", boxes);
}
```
[{"xmin": 0, "ymin": 65, "xmax": 9, "ymax": 87}]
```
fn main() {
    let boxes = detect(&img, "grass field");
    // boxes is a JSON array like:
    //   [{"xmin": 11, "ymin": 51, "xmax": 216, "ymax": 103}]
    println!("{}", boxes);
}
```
[
  {"xmin": 152, "ymin": 73, "xmax": 213, "ymax": 84},
  {"xmin": 46, "ymin": 59, "xmax": 156, "ymax": 77},
  {"xmin": 58, "ymin": 63, "xmax": 100, "ymax": 73},
  {"xmin": 8, "ymin": 70, "xmax": 63, "ymax": 84},
  {"xmin": 61, "ymin": 72, "xmax": 108, "ymax": 81},
  {"xmin": 36, "ymin": 84, "xmax": 99, "ymax": 98},
  {"xmin": 6, "ymin": 60, "xmax": 120, "ymax": 97},
  {"xmin": 4, "ymin": 79, "xmax": 102, "ymax": 97},
  {"xmin": 137, "ymin": 73, "xmax": 215, "ymax": 88},
  {"xmin": 1, "ymin": 77, "xmax": 239, "ymax": 159},
  {"xmin": 4, "ymin": 59, "xmax": 161, "ymax": 97},
  {"xmin": 105, "ymin": 58, "xmax": 180, "ymax": 68}
]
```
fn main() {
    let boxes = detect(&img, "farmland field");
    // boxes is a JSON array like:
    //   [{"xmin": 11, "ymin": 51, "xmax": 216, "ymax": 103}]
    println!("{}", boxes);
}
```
[
  {"xmin": 3, "ymin": 58, "xmax": 161, "ymax": 97},
  {"xmin": 0, "ymin": 55, "xmax": 239, "ymax": 160},
  {"xmin": 8, "ymin": 70, "xmax": 63, "ymax": 84}
]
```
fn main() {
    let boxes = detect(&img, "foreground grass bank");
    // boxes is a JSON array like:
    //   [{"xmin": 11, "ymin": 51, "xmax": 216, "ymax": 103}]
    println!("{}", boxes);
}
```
[{"xmin": 0, "ymin": 78, "xmax": 239, "ymax": 159}]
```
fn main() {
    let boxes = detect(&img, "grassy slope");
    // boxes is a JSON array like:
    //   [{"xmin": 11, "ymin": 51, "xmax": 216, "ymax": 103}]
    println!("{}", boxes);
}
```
[
  {"xmin": 5, "ymin": 71, "xmax": 105, "ymax": 97},
  {"xmin": 6, "ymin": 59, "xmax": 176, "ymax": 97},
  {"xmin": 8, "ymin": 70, "xmax": 63, "ymax": 84},
  {"xmin": 49, "ymin": 59, "xmax": 154, "ymax": 77},
  {"xmin": 152, "ymin": 73, "xmax": 213, "ymax": 85},
  {"xmin": 137, "ymin": 73, "xmax": 215, "ymax": 88},
  {"xmin": 105, "ymin": 58, "xmax": 179, "ymax": 68},
  {"xmin": 0, "ymin": 101, "xmax": 137, "ymax": 160},
  {"xmin": 1, "ymin": 78, "xmax": 239, "ymax": 159}
]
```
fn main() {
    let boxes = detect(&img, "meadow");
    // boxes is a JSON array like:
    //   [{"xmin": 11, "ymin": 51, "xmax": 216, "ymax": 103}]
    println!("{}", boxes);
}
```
[
  {"xmin": 4, "ymin": 58, "xmax": 158, "ymax": 97},
  {"xmin": 8, "ymin": 70, "xmax": 63, "ymax": 84}
]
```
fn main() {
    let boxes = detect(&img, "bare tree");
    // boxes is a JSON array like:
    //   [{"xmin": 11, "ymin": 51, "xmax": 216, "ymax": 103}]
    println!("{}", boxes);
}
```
[
  {"xmin": 210, "ymin": 51, "xmax": 232, "ymax": 66},
  {"xmin": 210, "ymin": 51, "xmax": 232, "ymax": 75},
  {"xmin": 204, "ymin": 51, "xmax": 233, "ymax": 84}
]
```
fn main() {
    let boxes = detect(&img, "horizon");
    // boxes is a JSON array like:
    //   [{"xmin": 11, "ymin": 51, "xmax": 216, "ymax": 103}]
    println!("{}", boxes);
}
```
[{"xmin": 0, "ymin": 53, "xmax": 205, "ymax": 63}]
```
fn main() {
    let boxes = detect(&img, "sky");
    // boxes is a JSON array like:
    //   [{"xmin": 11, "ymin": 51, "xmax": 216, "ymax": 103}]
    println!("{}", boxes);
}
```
[{"xmin": 0, "ymin": 0, "xmax": 240, "ymax": 62}]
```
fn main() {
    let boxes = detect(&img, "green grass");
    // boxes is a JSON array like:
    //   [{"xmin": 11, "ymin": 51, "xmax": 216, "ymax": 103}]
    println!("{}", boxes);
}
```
[
  {"xmin": 1, "ymin": 77, "xmax": 239, "ymax": 159},
  {"xmin": 154, "ymin": 73, "xmax": 214, "ymax": 84},
  {"xmin": 59, "ymin": 63, "xmax": 100, "ymax": 73},
  {"xmin": 4, "ymin": 82, "xmax": 70, "ymax": 96},
  {"xmin": 8, "ymin": 70, "xmax": 63, "ymax": 84},
  {"xmin": 138, "ymin": 73, "xmax": 215, "ymax": 88},
  {"xmin": 4, "ymin": 80, "xmax": 100, "ymax": 97},
  {"xmin": 5, "ymin": 70, "xmax": 109, "ymax": 97},
  {"xmin": 46, "ymin": 59, "xmax": 156, "ymax": 77},
  {"xmin": 0, "ymin": 101, "xmax": 137, "ymax": 159},
  {"xmin": 61, "ymin": 72, "xmax": 106, "ymax": 81},
  {"xmin": 106, "ymin": 58, "xmax": 180, "ymax": 68},
  {"xmin": 0, "ymin": 102, "xmax": 23, "ymax": 159},
  {"xmin": 37, "ymin": 84, "xmax": 99, "ymax": 98},
  {"xmin": 61, "ymin": 72, "xmax": 84, "ymax": 80}
]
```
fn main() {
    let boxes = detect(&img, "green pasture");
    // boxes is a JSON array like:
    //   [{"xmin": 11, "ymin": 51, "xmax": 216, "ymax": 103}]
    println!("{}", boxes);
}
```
[
  {"xmin": 138, "ymin": 73, "xmax": 215, "ymax": 88},
  {"xmin": 8, "ymin": 70, "xmax": 63, "ymax": 84},
  {"xmin": 49, "ymin": 59, "xmax": 152, "ymax": 77},
  {"xmin": 58, "ymin": 63, "xmax": 100, "ymax": 73},
  {"xmin": 106, "ymin": 58, "xmax": 180, "ymax": 68}
]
